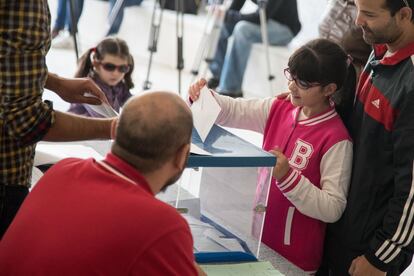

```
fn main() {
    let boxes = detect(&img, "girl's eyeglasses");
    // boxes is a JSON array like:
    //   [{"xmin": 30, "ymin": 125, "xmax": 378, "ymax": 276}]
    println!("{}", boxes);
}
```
[
  {"xmin": 284, "ymin": 68, "xmax": 323, "ymax": 90},
  {"xmin": 99, "ymin": 62, "xmax": 130, "ymax": 73}
]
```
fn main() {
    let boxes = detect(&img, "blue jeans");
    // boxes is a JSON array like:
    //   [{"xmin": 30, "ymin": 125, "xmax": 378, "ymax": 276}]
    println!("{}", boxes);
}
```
[
  {"xmin": 107, "ymin": 0, "xmax": 143, "ymax": 35},
  {"xmin": 53, "ymin": 0, "xmax": 84, "ymax": 32},
  {"xmin": 210, "ymin": 20, "xmax": 294, "ymax": 93}
]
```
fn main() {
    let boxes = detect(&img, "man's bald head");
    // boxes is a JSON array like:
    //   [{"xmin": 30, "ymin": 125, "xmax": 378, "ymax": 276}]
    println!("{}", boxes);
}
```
[{"xmin": 113, "ymin": 91, "xmax": 193, "ymax": 173}]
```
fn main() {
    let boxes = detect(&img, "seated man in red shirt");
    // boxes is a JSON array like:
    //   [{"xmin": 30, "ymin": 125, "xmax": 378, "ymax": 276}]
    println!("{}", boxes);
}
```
[{"xmin": 0, "ymin": 91, "xmax": 204, "ymax": 276}]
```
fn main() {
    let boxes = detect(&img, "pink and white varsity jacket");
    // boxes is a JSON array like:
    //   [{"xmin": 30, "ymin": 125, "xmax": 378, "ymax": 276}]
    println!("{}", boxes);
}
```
[{"xmin": 214, "ymin": 94, "xmax": 353, "ymax": 273}]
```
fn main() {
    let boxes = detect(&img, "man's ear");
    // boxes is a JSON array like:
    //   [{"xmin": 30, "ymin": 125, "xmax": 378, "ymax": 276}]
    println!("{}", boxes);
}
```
[
  {"xmin": 399, "ymin": 6, "xmax": 413, "ymax": 24},
  {"xmin": 174, "ymin": 143, "xmax": 190, "ymax": 171},
  {"xmin": 323, "ymin": 83, "xmax": 338, "ymax": 97}
]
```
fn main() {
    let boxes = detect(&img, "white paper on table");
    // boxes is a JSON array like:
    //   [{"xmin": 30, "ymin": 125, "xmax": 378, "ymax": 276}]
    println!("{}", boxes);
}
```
[
  {"xmin": 190, "ymin": 87, "xmax": 221, "ymax": 142},
  {"xmin": 203, "ymin": 228, "xmax": 245, "ymax": 252},
  {"xmin": 30, "ymin": 166, "xmax": 44, "ymax": 189},
  {"xmin": 193, "ymin": 228, "xmax": 228, "ymax": 252},
  {"xmin": 193, "ymin": 235, "xmax": 230, "ymax": 253},
  {"xmin": 34, "ymin": 144, "xmax": 104, "ymax": 166},
  {"xmin": 86, "ymin": 102, "xmax": 119, "ymax": 118},
  {"xmin": 190, "ymin": 143, "xmax": 212, "ymax": 156}
]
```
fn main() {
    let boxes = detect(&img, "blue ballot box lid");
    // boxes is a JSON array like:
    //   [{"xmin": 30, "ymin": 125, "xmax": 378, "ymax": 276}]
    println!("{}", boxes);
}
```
[
  {"xmin": 195, "ymin": 251, "xmax": 258, "ymax": 263},
  {"xmin": 189, "ymin": 125, "xmax": 276, "ymax": 168}
]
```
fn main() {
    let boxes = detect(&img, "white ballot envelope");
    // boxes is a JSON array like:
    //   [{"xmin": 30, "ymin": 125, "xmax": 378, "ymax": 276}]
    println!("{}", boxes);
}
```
[
  {"xmin": 86, "ymin": 102, "xmax": 119, "ymax": 118},
  {"xmin": 190, "ymin": 87, "xmax": 221, "ymax": 142},
  {"xmin": 83, "ymin": 92, "xmax": 119, "ymax": 118}
]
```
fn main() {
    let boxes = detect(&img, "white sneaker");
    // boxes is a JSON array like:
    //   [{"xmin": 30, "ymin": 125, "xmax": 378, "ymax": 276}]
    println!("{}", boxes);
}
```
[{"xmin": 51, "ymin": 31, "xmax": 76, "ymax": 49}]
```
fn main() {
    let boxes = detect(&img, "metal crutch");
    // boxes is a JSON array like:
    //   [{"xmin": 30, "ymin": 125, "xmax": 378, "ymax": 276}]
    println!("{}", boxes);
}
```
[
  {"xmin": 189, "ymin": 0, "xmax": 228, "ymax": 82},
  {"xmin": 69, "ymin": 0, "xmax": 80, "ymax": 60},
  {"xmin": 175, "ymin": 0, "xmax": 185, "ymax": 96},
  {"xmin": 142, "ymin": 0, "xmax": 166, "ymax": 90},
  {"xmin": 258, "ymin": 0, "xmax": 275, "ymax": 94}
]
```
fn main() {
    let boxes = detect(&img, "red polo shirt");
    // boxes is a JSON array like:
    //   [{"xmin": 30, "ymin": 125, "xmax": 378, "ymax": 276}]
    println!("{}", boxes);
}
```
[{"xmin": 0, "ymin": 153, "xmax": 197, "ymax": 276}]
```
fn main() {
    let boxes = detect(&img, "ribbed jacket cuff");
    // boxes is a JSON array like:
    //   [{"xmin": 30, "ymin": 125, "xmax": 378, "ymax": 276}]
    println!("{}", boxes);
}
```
[
  {"xmin": 276, "ymin": 168, "xmax": 301, "ymax": 193},
  {"xmin": 365, "ymin": 249, "xmax": 389, "ymax": 272}
]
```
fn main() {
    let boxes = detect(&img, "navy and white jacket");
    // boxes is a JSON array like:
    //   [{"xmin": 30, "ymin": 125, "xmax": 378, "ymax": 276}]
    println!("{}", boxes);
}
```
[{"xmin": 326, "ymin": 42, "xmax": 414, "ymax": 272}]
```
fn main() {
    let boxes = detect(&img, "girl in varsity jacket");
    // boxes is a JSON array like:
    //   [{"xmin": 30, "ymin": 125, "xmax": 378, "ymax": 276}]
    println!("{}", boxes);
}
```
[{"xmin": 189, "ymin": 39, "xmax": 355, "ymax": 273}]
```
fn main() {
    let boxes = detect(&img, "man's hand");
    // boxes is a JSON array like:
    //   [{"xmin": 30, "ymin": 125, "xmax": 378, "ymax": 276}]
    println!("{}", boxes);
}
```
[
  {"xmin": 276, "ymin": 92, "xmax": 291, "ymax": 101},
  {"xmin": 57, "ymin": 77, "xmax": 108, "ymax": 105},
  {"xmin": 211, "ymin": 3, "xmax": 226, "ymax": 20},
  {"xmin": 348, "ymin": 255, "xmax": 386, "ymax": 276},
  {"xmin": 45, "ymin": 73, "xmax": 108, "ymax": 105}
]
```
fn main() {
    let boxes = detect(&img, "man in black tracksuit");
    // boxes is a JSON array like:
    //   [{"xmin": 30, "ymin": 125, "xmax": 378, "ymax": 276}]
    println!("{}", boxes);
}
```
[{"xmin": 318, "ymin": 0, "xmax": 414, "ymax": 275}]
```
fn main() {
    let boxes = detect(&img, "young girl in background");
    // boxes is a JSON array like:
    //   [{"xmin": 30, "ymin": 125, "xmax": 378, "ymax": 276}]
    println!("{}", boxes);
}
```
[
  {"xmin": 68, "ymin": 37, "xmax": 134, "ymax": 117},
  {"xmin": 189, "ymin": 38, "xmax": 355, "ymax": 274}
]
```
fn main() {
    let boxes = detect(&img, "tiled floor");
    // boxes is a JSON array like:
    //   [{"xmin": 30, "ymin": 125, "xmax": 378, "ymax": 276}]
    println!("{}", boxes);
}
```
[{"xmin": 45, "ymin": 0, "xmax": 414, "ymax": 275}]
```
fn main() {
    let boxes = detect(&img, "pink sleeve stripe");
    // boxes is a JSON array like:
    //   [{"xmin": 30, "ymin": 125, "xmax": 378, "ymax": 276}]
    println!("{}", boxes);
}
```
[{"xmin": 278, "ymin": 169, "xmax": 300, "ymax": 192}]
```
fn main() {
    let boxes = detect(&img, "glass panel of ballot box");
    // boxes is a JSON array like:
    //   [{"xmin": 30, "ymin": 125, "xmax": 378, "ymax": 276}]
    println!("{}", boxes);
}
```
[{"xmin": 157, "ymin": 125, "xmax": 276, "ymax": 263}]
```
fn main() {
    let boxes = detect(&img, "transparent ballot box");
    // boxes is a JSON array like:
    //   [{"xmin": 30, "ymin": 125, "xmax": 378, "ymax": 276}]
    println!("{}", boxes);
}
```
[
  {"xmin": 36, "ymin": 126, "xmax": 275, "ymax": 263},
  {"xmin": 159, "ymin": 125, "xmax": 276, "ymax": 263}
]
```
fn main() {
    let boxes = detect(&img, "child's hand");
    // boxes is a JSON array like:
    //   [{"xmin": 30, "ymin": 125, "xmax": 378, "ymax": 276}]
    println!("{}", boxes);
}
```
[
  {"xmin": 188, "ymin": 78, "xmax": 207, "ymax": 102},
  {"xmin": 269, "ymin": 147, "xmax": 291, "ymax": 180}
]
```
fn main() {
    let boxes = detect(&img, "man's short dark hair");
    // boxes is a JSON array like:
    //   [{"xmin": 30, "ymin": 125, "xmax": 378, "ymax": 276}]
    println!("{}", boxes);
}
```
[{"xmin": 384, "ymin": 0, "xmax": 414, "ymax": 22}]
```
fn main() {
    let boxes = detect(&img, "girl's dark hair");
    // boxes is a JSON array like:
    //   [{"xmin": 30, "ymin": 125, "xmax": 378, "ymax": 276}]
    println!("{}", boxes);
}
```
[
  {"xmin": 75, "ymin": 37, "xmax": 135, "ymax": 89},
  {"xmin": 287, "ymin": 38, "xmax": 356, "ymax": 123}
]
